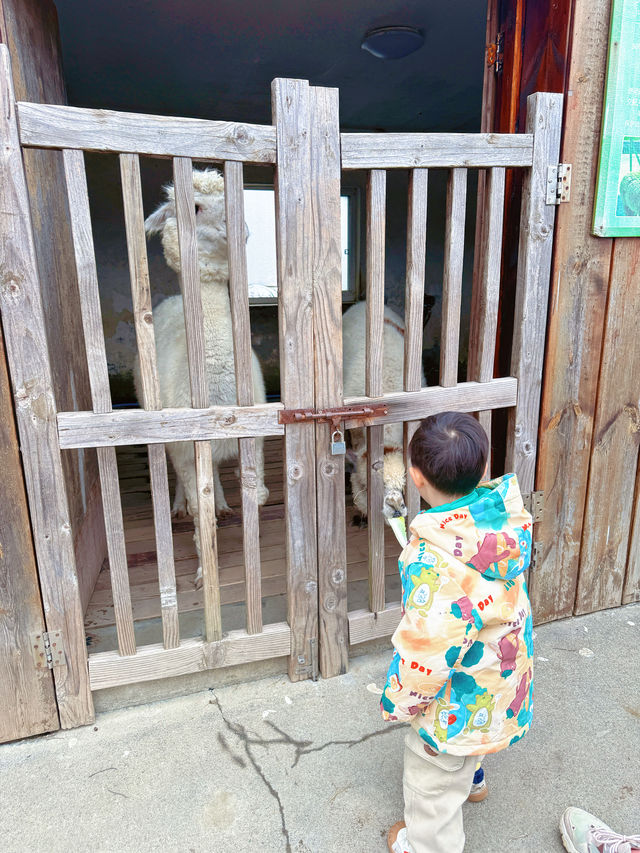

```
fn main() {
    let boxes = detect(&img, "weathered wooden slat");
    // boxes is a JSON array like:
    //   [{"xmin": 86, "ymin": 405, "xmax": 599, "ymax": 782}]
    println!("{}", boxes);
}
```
[
  {"xmin": 344, "ymin": 378, "xmax": 517, "ymax": 427},
  {"xmin": 147, "ymin": 444, "xmax": 179, "ymax": 649},
  {"xmin": 272, "ymin": 78, "xmax": 318, "ymax": 681},
  {"xmin": 404, "ymin": 169, "xmax": 428, "ymax": 522},
  {"xmin": 366, "ymin": 169, "xmax": 386, "ymax": 614},
  {"xmin": 0, "ymin": 39, "xmax": 94, "ymax": 732},
  {"xmin": 348, "ymin": 603, "xmax": 402, "ymax": 645},
  {"xmin": 505, "ymin": 93, "xmax": 563, "ymax": 493},
  {"xmin": 440, "ymin": 168, "xmax": 468, "ymax": 387},
  {"xmin": 17, "ymin": 101, "xmax": 276, "ymax": 163},
  {"xmin": 624, "ymin": 463, "xmax": 640, "ymax": 606},
  {"xmin": 224, "ymin": 160, "xmax": 262, "ymax": 636},
  {"xmin": 57, "ymin": 403, "xmax": 284, "ymax": 448},
  {"xmin": 173, "ymin": 156, "xmax": 221, "ymax": 642},
  {"xmin": 309, "ymin": 85, "xmax": 348, "ymax": 677},
  {"xmin": 341, "ymin": 132, "xmax": 533, "ymax": 169},
  {"xmin": 531, "ymin": 0, "xmax": 615, "ymax": 624},
  {"xmin": 575, "ymin": 238, "xmax": 640, "ymax": 614},
  {"xmin": 62, "ymin": 148, "xmax": 111, "ymax": 413},
  {"xmin": 88, "ymin": 624, "xmax": 291, "ymax": 690},
  {"xmin": 96, "ymin": 446, "xmax": 136, "ymax": 655}
]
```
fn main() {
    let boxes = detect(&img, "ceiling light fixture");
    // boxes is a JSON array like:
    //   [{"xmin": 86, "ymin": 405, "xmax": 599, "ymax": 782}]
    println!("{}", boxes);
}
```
[{"xmin": 360, "ymin": 26, "xmax": 425, "ymax": 60}]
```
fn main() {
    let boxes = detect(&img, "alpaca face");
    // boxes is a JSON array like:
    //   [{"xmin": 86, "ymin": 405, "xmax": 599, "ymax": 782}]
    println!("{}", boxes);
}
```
[
  {"xmin": 350, "ymin": 446, "xmax": 408, "ymax": 521},
  {"xmin": 145, "ymin": 169, "xmax": 242, "ymax": 284}
]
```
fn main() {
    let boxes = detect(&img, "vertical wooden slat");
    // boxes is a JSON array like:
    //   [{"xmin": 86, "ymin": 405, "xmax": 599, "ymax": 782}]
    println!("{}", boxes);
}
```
[
  {"xmin": 224, "ymin": 159, "xmax": 262, "ymax": 636},
  {"xmin": 272, "ymin": 79, "xmax": 318, "ymax": 680},
  {"xmin": 0, "ymin": 44, "xmax": 94, "ymax": 727},
  {"xmin": 404, "ymin": 169, "xmax": 428, "ymax": 523},
  {"xmin": 440, "ymin": 168, "xmax": 468, "ymax": 387},
  {"xmin": 366, "ymin": 169, "xmax": 386, "ymax": 613},
  {"xmin": 505, "ymin": 92, "xmax": 563, "ymax": 494},
  {"xmin": 309, "ymin": 85, "xmax": 347, "ymax": 677},
  {"xmin": 468, "ymin": 166, "xmax": 506, "ymax": 464},
  {"xmin": 624, "ymin": 462, "xmax": 640, "ymax": 605},
  {"xmin": 120, "ymin": 153, "xmax": 179, "ymax": 650},
  {"xmin": 63, "ymin": 147, "xmax": 136, "ymax": 657},
  {"xmin": 173, "ymin": 156, "xmax": 221, "ymax": 642}
]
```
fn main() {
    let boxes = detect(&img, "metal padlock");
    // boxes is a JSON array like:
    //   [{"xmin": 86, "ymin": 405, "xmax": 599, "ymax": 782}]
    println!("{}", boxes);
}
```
[{"xmin": 331, "ymin": 429, "xmax": 346, "ymax": 455}]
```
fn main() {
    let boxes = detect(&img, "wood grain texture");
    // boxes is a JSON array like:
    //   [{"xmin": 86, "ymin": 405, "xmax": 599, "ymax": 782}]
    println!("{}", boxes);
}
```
[
  {"xmin": 58, "ymin": 403, "xmax": 284, "ymax": 448},
  {"xmin": 365, "ymin": 169, "xmax": 386, "ymax": 613},
  {"xmin": 17, "ymin": 101, "xmax": 277, "ymax": 162},
  {"xmin": 403, "ymin": 169, "xmax": 428, "ymax": 534},
  {"xmin": 0, "ymin": 324, "xmax": 59, "ymax": 743},
  {"xmin": 531, "ymin": 0, "xmax": 615, "ymax": 624},
  {"xmin": 147, "ymin": 444, "xmax": 179, "ymax": 649},
  {"xmin": 89, "ymin": 624, "xmax": 291, "ymax": 690},
  {"xmin": 624, "ymin": 463, "xmax": 640, "ymax": 605},
  {"xmin": 505, "ymin": 92, "xmax": 562, "ymax": 494},
  {"xmin": 440, "ymin": 168, "xmax": 468, "ymax": 387},
  {"xmin": 75, "ymin": 472, "xmax": 107, "ymax": 613},
  {"xmin": 341, "ymin": 132, "xmax": 533, "ymax": 169},
  {"xmin": 0, "ymin": 44, "xmax": 94, "ymax": 728},
  {"xmin": 348, "ymin": 603, "xmax": 402, "ymax": 645},
  {"xmin": 309, "ymin": 85, "xmax": 348, "ymax": 677},
  {"xmin": 574, "ymin": 238, "xmax": 640, "ymax": 614},
  {"xmin": 173, "ymin": 156, "xmax": 221, "ymax": 641},
  {"xmin": 272, "ymin": 78, "xmax": 318, "ymax": 681},
  {"xmin": 224, "ymin": 160, "xmax": 262, "ymax": 635}
]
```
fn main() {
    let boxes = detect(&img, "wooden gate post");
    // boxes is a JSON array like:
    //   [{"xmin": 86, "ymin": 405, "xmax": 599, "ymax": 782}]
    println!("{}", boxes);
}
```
[
  {"xmin": 0, "ymin": 45, "xmax": 94, "ymax": 727},
  {"xmin": 272, "ymin": 78, "xmax": 319, "ymax": 681},
  {"xmin": 506, "ymin": 92, "xmax": 563, "ymax": 493}
]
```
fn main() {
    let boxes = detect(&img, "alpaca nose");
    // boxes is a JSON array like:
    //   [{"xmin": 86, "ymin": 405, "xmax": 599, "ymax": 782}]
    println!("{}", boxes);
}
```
[{"xmin": 383, "ymin": 491, "xmax": 407, "ymax": 519}]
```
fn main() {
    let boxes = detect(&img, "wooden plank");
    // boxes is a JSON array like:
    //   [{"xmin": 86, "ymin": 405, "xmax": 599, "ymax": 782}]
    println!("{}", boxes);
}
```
[
  {"xmin": 440, "ymin": 168, "xmax": 468, "ymax": 387},
  {"xmin": 575, "ymin": 238, "xmax": 640, "ymax": 614},
  {"xmin": 0, "ymin": 324, "xmax": 59, "ymax": 742},
  {"xmin": 58, "ymin": 403, "xmax": 284, "ymax": 448},
  {"xmin": 505, "ymin": 92, "xmax": 563, "ymax": 494},
  {"xmin": 173, "ymin": 156, "xmax": 221, "ymax": 642},
  {"xmin": 531, "ymin": 0, "xmax": 614, "ymax": 623},
  {"xmin": 404, "ymin": 169, "xmax": 428, "ymax": 523},
  {"xmin": 309, "ymin": 85, "xmax": 348, "ymax": 677},
  {"xmin": 224, "ymin": 160, "xmax": 262, "ymax": 635},
  {"xmin": 0, "ymin": 44, "xmax": 94, "ymax": 728},
  {"xmin": 624, "ymin": 463, "xmax": 640, "ymax": 605},
  {"xmin": 272, "ymin": 78, "xmax": 318, "ymax": 681},
  {"xmin": 340, "ymin": 132, "xmax": 534, "ymax": 169},
  {"xmin": 75, "ymin": 473, "xmax": 107, "ymax": 613},
  {"xmin": 366, "ymin": 169, "xmax": 386, "ymax": 614},
  {"xmin": 89, "ymin": 624, "xmax": 291, "ymax": 690},
  {"xmin": 344, "ymin": 378, "xmax": 517, "ymax": 427},
  {"xmin": 17, "ymin": 101, "xmax": 277, "ymax": 163},
  {"xmin": 348, "ymin": 603, "xmax": 402, "ymax": 645},
  {"xmin": 121, "ymin": 152, "xmax": 178, "ymax": 649}
]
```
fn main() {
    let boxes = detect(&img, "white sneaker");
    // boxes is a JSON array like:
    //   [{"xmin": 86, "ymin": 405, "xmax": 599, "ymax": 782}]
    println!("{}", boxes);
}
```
[{"xmin": 560, "ymin": 807, "xmax": 640, "ymax": 853}]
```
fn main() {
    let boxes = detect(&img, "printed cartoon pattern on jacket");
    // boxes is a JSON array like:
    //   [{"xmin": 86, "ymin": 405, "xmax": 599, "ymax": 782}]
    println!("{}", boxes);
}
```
[{"xmin": 381, "ymin": 473, "xmax": 534, "ymax": 756}]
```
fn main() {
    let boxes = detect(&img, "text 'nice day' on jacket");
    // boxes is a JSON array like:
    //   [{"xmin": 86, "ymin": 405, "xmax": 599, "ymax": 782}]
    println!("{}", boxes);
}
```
[{"xmin": 381, "ymin": 473, "xmax": 534, "ymax": 757}]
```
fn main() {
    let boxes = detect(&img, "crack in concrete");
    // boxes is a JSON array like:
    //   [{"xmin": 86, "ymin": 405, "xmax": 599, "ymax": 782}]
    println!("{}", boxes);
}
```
[{"xmin": 262, "ymin": 719, "xmax": 397, "ymax": 768}]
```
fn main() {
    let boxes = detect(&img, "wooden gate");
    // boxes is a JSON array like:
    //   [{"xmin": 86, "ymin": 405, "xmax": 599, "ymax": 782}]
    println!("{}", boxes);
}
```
[{"xmin": 0, "ymin": 38, "xmax": 562, "ymax": 724}]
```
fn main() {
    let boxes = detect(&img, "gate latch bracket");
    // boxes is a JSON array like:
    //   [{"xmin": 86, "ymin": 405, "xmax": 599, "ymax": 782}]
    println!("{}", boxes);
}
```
[
  {"xmin": 278, "ymin": 403, "xmax": 388, "ymax": 430},
  {"xmin": 31, "ymin": 630, "xmax": 64, "ymax": 670},
  {"xmin": 546, "ymin": 164, "xmax": 572, "ymax": 205}
]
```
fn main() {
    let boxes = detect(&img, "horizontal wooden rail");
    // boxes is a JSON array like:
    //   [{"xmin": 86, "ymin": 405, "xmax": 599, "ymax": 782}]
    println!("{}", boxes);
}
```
[
  {"xmin": 340, "ymin": 132, "xmax": 534, "ymax": 169},
  {"xmin": 348, "ymin": 603, "xmax": 402, "ymax": 645},
  {"xmin": 343, "ymin": 377, "xmax": 517, "ymax": 427},
  {"xmin": 17, "ymin": 102, "xmax": 276, "ymax": 163},
  {"xmin": 57, "ymin": 403, "xmax": 285, "ymax": 448},
  {"xmin": 88, "ymin": 623, "xmax": 291, "ymax": 690}
]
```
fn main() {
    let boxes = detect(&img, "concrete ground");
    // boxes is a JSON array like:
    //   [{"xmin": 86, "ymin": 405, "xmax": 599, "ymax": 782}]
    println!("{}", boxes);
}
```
[{"xmin": 2, "ymin": 604, "xmax": 639, "ymax": 853}]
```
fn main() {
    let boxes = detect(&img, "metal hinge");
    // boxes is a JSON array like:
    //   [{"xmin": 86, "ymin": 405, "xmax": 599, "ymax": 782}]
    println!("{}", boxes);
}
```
[
  {"xmin": 523, "ymin": 490, "xmax": 545, "ymax": 523},
  {"xmin": 296, "ymin": 637, "xmax": 319, "ymax": 681},
  {"xmin": 546, "ymin": 164, "xmax": 572, "ymax": 204},
  {"xmin": 31, "ymin": 630, "xmax": 64, "ymax": 670},
  {"xmin": 486, "ymin": 32, "xmax": 504, "ymax": 74},
  {"xmin": 529, "ymin": 540, "xmax": 543, "ymax": 573}
]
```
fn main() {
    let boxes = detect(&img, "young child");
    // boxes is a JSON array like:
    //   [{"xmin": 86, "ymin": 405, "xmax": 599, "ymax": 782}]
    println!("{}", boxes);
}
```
[{"xmin": 382, "ymin": 411, "xmax": 534, "ymax": 853}]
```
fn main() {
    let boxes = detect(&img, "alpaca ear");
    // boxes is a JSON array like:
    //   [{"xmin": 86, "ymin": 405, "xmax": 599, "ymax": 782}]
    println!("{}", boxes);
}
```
[{"xmin": 144, "ymin": 202, "xmax": 170, "ymax": 236}]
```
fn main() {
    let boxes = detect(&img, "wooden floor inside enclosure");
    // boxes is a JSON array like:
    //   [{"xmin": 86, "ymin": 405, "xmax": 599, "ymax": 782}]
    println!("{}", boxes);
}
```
[{"xmin": 84, "ymin": 436, "xmax": 401, "ymax": 653}]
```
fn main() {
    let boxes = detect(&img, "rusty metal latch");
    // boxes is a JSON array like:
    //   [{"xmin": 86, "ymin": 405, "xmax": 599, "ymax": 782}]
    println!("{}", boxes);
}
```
[{"xmin": 278, "ymin": 403, "xmax": 388, "ymax": 429}]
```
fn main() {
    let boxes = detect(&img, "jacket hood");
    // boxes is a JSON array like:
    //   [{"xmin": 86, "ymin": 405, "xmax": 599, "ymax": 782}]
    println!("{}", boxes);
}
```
[{"xmin": 409, "ymin": 473, "xmax": 532, "ymax": 580}]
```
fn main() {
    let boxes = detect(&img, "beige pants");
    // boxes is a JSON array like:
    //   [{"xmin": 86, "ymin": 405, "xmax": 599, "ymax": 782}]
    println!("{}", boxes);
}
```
[{"xmin": 402, "ymin": 728, "xmax": 477, "ymax": 853}]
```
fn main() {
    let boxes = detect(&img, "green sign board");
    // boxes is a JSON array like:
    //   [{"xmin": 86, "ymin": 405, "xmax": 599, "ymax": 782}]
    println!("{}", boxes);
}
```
[{"xmin": 593, "ymin": 0, "xmax": 640, "ymax": 236}]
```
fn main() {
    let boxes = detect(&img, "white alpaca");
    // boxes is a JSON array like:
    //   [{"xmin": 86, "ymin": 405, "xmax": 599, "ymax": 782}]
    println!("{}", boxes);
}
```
[
  {"xmin": 342, "ymin": 301, "xmax": 425, "ymax": 521},
  {"xmin": 135, "ymin": 169, "xmax": 269, "ymax": 585}
]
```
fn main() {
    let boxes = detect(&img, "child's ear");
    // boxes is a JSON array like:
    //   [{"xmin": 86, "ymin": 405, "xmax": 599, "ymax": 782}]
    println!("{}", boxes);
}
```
[{"xmin": 409, "ymin": 466, "xmax": 425, "ymax": 490}]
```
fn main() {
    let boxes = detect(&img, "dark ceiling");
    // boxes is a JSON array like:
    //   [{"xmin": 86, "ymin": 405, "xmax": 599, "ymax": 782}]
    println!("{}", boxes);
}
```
[{"xmin": 54, "ymin": 0, "xmax": 488, "ymax": 132}]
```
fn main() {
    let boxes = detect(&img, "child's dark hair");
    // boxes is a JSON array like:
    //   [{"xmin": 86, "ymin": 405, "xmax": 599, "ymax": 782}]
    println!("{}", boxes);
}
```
[{"xmin": 409, "ymin": 411, "xmax": 489, "ymax": 496}]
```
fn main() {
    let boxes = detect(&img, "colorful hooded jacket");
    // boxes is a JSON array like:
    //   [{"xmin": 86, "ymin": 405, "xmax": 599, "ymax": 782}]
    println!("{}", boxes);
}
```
[{"xmin": 381, "ymin": 473, "xmax": 534, "ymax": 756}]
